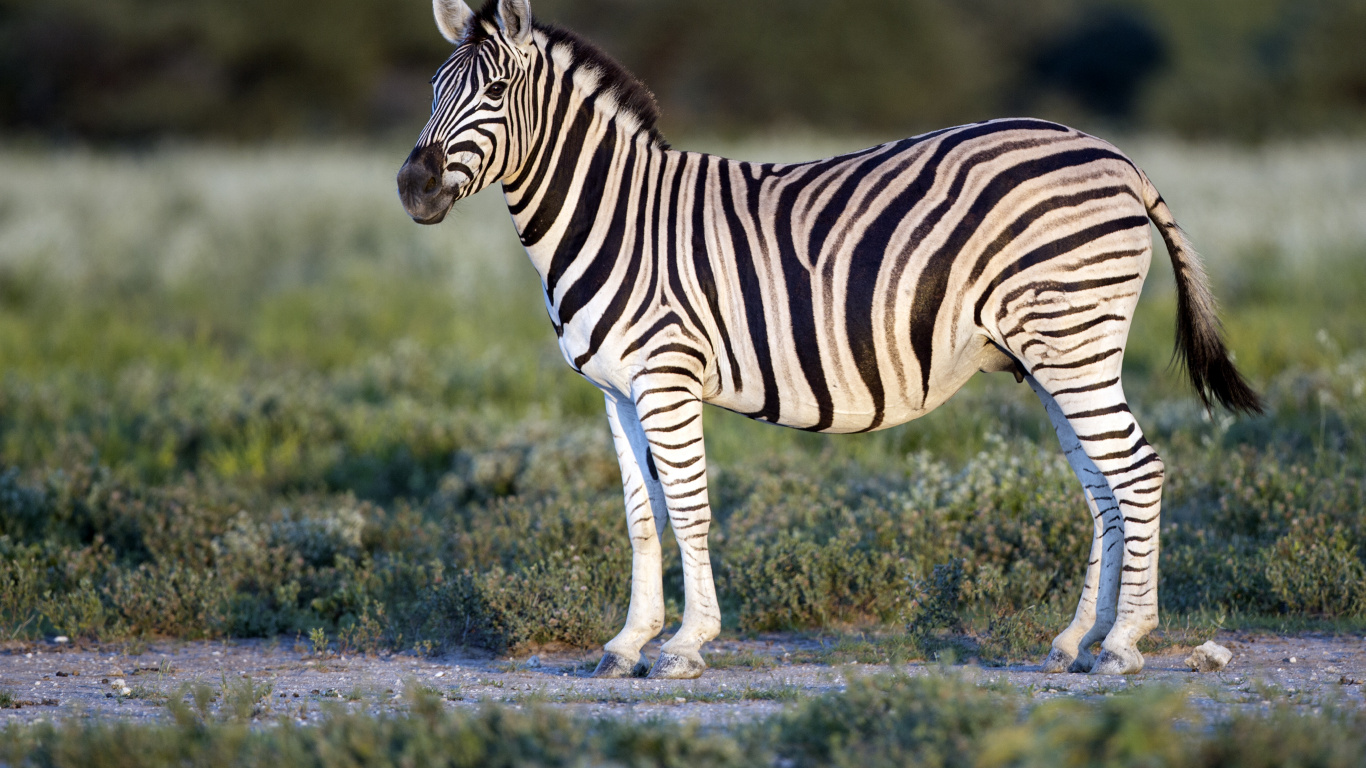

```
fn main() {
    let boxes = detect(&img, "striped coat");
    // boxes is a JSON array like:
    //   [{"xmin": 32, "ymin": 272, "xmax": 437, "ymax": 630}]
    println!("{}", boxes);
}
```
[{"xmin": 399, "ymin": 0, "xmax": 1260, "ymax": 679}]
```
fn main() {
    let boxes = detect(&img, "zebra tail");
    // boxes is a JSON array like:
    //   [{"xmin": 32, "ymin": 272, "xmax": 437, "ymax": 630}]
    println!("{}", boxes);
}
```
[{"xmin": 1141, "ymin": 172, "xmax": 1264, "ymax": 415}]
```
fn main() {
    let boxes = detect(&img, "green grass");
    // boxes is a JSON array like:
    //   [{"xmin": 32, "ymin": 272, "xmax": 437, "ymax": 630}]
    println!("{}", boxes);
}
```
[
  {"xmin": 0, "ymin": 139, "xmax": 1364, "ymax": 657},
  {"xmin": 705, "ymin": 650, "xmax": 781, "ymax": 670},
  {"xmin": 3, "ymin": 673, "xmax": 1366, "ymax": 767}
]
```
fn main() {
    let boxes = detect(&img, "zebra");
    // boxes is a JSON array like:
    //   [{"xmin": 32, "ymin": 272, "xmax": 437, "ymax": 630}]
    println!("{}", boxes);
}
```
[{"xmin": 397, "ymin": 0, "xmax": 1262, "ymax": 679}]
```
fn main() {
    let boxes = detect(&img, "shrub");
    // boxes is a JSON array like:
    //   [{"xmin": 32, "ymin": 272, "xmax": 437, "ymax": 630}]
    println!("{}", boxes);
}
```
[
  {"xmin": 3, "ymin": 145, "xmax": 1366, "ymax": 650},
  {"xmin": 767, "ymin": 673, "xmax": 1020, "ymax": 768},
  {"xmin": 423, "ymin": 546, "xmax": 628, "ymax": 654},
  {"xmin": 1262, "ymin": 524, "xmax": 1366, "ymax": 617}
]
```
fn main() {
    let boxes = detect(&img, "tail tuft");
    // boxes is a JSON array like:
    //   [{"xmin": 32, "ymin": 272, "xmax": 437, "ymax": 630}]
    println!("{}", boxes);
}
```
[
  {"xmin": 1146, "ymin": 178, "xmax": 1264, "ymax": 415},
  {"xmin": 1173, "ymin": 275, "xmax": 1264, "ymax": 414}
]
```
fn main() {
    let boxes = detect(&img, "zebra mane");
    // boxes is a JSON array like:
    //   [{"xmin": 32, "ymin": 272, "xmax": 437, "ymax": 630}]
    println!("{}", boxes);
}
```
[{"xmin": 463, "ymin": 1, "xmax": 668, "ymax": 147}]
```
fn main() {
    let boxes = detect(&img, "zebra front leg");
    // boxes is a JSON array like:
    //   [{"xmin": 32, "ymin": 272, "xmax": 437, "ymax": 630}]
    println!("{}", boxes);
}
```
[
  {"xmin": 633, "ymin": 382, "xmax": 719, "ymax": 679},
  {"xmin": 1029, "ymin": 377, "xmax": 1123, "ymax": 674},
  {"xmin": 593, "ymin": 395, "xmax": 668, "ymax": 678}
]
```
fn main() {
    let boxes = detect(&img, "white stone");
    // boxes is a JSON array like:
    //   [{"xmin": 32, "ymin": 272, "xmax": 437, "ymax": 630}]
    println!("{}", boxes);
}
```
[{"xmin": 1186, "ymin": 641, "xmax": 1233, "ymax": 673}]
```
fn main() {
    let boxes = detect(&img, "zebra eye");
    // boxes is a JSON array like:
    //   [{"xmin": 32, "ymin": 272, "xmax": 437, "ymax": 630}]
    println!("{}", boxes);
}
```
[{"xmin": 485, "ymin": 81, "xmax": 507, "ymax": 98}]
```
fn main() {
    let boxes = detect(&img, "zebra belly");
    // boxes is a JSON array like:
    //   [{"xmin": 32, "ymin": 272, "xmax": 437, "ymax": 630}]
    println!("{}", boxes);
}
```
[{"xmin": 702, "ymin": 369, "xmax": 974, "ymax": 434}]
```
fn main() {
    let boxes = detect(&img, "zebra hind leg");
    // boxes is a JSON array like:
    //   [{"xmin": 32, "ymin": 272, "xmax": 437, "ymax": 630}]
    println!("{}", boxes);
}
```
[
  {"xmin": 1038, "ymin": 378, "xmax": 1163, "ymax": 674},
  {"xmin": 1028, "ymin": 377, "xmax": 1122, "ymax": 673}
]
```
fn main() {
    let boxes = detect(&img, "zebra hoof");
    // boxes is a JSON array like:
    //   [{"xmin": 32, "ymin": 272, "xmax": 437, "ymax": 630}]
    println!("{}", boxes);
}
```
[
  {"xmin": 592, "ymin": 652, "xmax": 650, "ymax": 678},
  {"xmin": 1068, "ymin": 647, "xmax": 1095, "ymax": 674},
  {"xmin": 647, "ymin": 652, "xmax": 705, "ymax": 680},
  {"xmin": 1090, "ymin": 647, "xmax": 1144, "ymax": 675},
  {"xmin": 1040, "ymin": 647, "xmax": 1074, "ymax": 674}
]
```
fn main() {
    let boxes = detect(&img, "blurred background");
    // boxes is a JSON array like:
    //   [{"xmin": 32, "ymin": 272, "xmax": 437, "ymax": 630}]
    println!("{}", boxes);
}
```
[
  {"xmin": 4, "ymin": 0, "xmax": 1366, "ymax": 143},
  {"xmin": 1, "ymin": 0, "xmax": 1365, "ymax": 650}
]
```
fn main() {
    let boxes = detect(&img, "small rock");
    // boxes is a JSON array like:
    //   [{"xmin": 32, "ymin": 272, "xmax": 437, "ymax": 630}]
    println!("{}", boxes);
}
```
[
  {"xmin": 526, "ymin": 656, "xmax": 541, "ymax": 668},
  {"xmin": 674, "ymin": 697, "xmax": 686, "ymax": 704},
  {"xmin": 1186, "ymin": 641, "xmax": 1233, "ymax": 673},
  {"xmin": 53, "ymin": 636, "xmax": 69, "ymax": 644}
]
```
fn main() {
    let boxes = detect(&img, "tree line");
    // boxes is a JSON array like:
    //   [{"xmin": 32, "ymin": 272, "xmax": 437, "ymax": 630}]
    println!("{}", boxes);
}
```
[{"xmin": 2, "ymin": 0, "xmax": 1364, "ymax": 142}]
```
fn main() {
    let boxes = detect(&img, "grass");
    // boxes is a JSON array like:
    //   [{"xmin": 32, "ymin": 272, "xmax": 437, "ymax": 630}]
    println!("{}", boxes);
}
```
[
  {"xmin": 533, "ymin": 684, "xmax": 805, "ymax": 706},
  {"xmin": 10, "ymin": 673, "xmax": 1363, "ymax": 767},
  {"xmin": 0, "ymin": 138, "xmax": 1363, "ymax": 663},
  {"xmin": 705, "ymin": 650, "xmax": 781, "ymax": 670}
]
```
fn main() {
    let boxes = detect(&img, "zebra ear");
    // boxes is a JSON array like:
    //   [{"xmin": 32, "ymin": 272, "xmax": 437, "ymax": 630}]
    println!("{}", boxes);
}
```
[
  {"xmin": 496, "ymin": 0, "xmax": 533, "ymax": 46},
  {"xmin": 433, "ymin": 0, "xmax": 473, "ymax": 45}
]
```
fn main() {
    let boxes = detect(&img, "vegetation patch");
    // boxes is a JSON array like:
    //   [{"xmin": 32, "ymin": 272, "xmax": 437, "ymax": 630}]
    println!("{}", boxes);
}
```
[
  {"xmin": 0, "ymin": 145, "xmax": 1364, "ymax": 658},
  {"xmin": 3, "ymin": 673, "xmax": 1366, "ymax": 767}
]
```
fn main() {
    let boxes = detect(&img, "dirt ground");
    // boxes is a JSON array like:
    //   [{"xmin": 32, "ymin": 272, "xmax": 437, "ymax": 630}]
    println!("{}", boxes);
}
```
[{"xmin": 2, "ymin": 632, "xmax": 1363, "ymax": 727}]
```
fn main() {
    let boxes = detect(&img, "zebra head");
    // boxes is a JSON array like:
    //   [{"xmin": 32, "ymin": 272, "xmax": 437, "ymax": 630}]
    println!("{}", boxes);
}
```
[{"xmin": 398, "ymin": 0, "xmax": 535, "ymax": 224}]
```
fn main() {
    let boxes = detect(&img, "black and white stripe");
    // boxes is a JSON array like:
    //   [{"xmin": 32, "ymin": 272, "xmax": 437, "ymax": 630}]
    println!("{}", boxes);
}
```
[{"xmin": 398, "ymin": 0, "xmax": 1261, "ymax": 679}]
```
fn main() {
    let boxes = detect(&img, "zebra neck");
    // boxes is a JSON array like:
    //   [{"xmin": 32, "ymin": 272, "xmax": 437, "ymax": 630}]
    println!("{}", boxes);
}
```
[{"xmin": 503, "ymin": 113, "xmax": 670, "ymax": 325}]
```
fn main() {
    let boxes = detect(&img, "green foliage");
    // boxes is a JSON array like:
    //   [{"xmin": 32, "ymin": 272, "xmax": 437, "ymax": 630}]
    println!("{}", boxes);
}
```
[
  {"xmin": 221, "ymin": 675, "xmax": 275, "ymax": 722},
  {"xmin": 977, "ymin": 606, "xmax": 1058, "ymax": 666},
  {"xmin": 421, "ymin": 543, "xmax": 629, "ymax": 654},
  {"xmin": 706, "ymin": 650, "xmax": 779, "ymax": 671},
  {"xmin": 1, "ymin": 143, "xmax": 1365, "ymax": 653},
  {"xmin": 1161, "ymin": 450, "xmax": 1366, "ymax": 618},
  {"xmin": 904, "ymin": 559, "xmax": 971, "ymax": 659},
  {"xmin": 5, "ymin": 672, "xmax": 1365, "ymax": 767},
  {"xmin": 1199, "ymin": 703, "xmax": 1366, "ymax": 768},
  {"xmin": 4, "ymin": 0, "xmax": 1366, "ymax": 140},
  {"xmin": 766, "ymin": 673, "xmax": 1020, "ymax": 768},
  {"xmin": 1263, "ymin": 525, "xmax": 1366, "ymax": 618}
]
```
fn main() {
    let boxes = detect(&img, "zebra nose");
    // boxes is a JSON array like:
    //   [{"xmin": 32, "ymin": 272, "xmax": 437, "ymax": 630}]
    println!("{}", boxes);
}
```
[{"xmin": 397, "ymin": 144, "xmax": 449, "ymax": 222}]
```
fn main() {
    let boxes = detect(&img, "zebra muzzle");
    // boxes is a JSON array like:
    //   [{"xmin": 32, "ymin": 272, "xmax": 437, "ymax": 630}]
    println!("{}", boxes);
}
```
[{"xmin": 397, "ymin": 143, "xmax": 456, "ymax": 224}]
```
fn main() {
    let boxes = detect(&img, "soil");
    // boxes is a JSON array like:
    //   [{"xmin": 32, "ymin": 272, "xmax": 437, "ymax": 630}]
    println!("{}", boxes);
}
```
[{"xmin": 2, "ymin": 632, "xmax": 1363, "ymax": 727}]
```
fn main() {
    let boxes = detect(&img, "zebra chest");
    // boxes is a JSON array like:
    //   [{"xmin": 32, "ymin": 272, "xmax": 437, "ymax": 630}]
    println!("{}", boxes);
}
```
[
  {"xmin": 554, "ymin": 310, "xmax": 724, "ymax": 401},
  {"xmin": 554, "ymin": 317, "xmax": 635, "ymax": 394}
]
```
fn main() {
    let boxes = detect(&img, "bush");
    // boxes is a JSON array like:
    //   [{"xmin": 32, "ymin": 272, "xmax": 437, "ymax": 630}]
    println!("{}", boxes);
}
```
[
  {"xmin": 767, "ymin": 673, "xmax": 1020, "ymax": 768},
  {"xmin": 2, "ymin": 144, "xmax": 1365, "ymax": 650},
  {"xmin": 8, "ymin": 672, "xmax": 1365, "ymax": 767}
]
